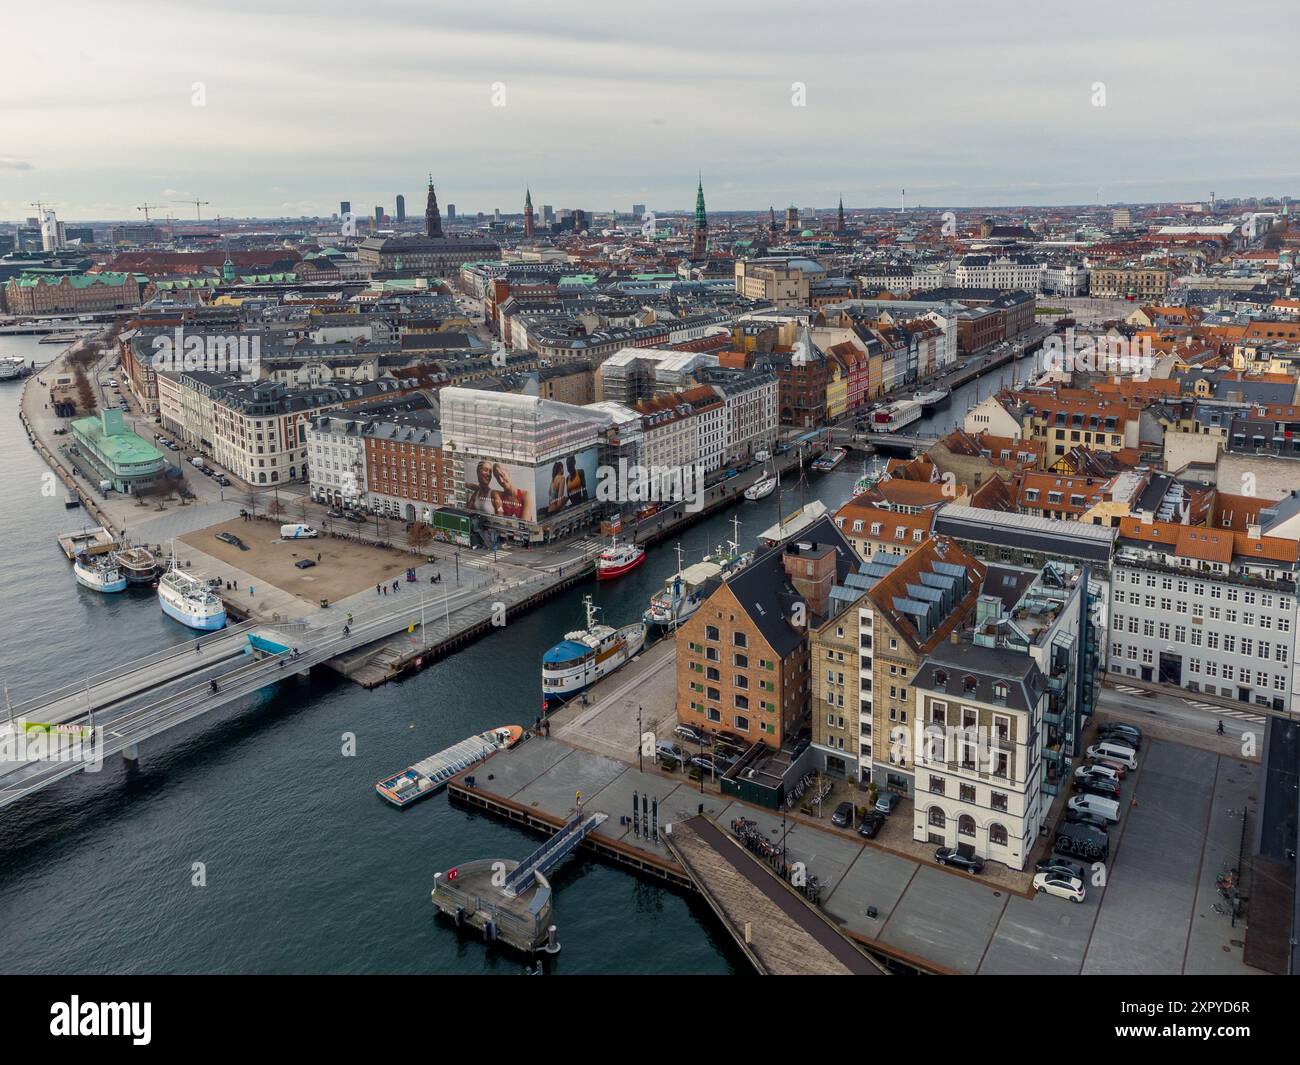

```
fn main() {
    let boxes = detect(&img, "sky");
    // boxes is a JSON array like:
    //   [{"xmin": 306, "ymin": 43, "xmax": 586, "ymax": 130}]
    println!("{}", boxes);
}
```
[{"xmin": 2, "ymin": 0, "xmax": 1298, "ymax": 222}]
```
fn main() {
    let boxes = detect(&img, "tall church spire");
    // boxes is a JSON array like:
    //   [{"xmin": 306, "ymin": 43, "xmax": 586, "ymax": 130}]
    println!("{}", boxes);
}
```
[
  {"xmin": 837, "ymin": 195, "xmax": 845, "ymax": 232},
  {"xmin": 425, "ymin": 174, "xmax": 442, "ymax": 238},
  {"xmin": 524, "ymin": 188, "xmax": 535, "ymax": 238},
  {"xmin": 692, "ymin": 174, "xmax": 708, "ymax": 259}
]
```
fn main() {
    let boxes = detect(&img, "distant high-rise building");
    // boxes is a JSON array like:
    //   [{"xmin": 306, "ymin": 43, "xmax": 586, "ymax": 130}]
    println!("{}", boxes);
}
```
[
  {"xmin": 425, "ymin": 175, "xmax": 442, "ymax": 238},
  {"xmin": 632, "ymin": 203, "xmax": 646, "ymax": 220},
  {"xmin": 446, "ymin": 204, "xmax": 456, "ymax": 222},
  {"xmin": 524, "ymin": 189, "xmax": 534, "ymax": 238},
  {"xmin": 494, "ymin": 208, "xmax": 502, "ymax": 223},
  {"xmin": 1112, "ymin": 207, "xmax": 1132, "ymax": 230},
  {"xmin": 572, "ymin": 209, "xmax": 587, "ymax": 232},
  {"xmin": 395, "ymin": 195, "xmax": 406, "ymax": 223},
  {"xmin": 374, "ymin": 206, "xmax": 384, "ymax": 225},
  {"xmin": 340, "ymin": 200, "xmax": 351, "ymax": 217},
  {"xmin": 40, "ymin": 210, "xmax": 66, "ymax": 252},
  {"xmin": 785, "ymin": 204, "xmax": 799, "ymax": 233},
  {"xmin": 692, "ymin": 176, "xmax": 708, "ymax": 259},
  {"xmin": 543, "ymin": 205, "xmax": 554, "ymax": 225}
]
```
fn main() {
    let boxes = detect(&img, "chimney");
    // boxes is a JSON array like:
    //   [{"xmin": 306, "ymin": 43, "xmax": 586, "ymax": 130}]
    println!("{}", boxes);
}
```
[{"xmin": 1246, "ymin": 523, "xmax": 1261, "ymax": 539}]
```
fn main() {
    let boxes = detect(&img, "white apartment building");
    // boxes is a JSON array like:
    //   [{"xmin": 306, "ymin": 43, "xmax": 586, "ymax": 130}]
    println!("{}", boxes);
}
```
[
  {"xmin": 953, "ymin": 254, "xmax": 1044, "ymax": 292},
  {"xmin": 307, "ymin": 411, "xmax": 368, "ymax": 505},
  {"xmin": 1041, "ymin": 262, "xmax": 1089, "ymax": 297},
  {"xmin": 697, "ymin": 367, "xmax": 779, "ymax": 464}
]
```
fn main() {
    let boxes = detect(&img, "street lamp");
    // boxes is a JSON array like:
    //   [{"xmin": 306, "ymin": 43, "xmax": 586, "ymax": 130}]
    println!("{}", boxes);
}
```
[{"xmin": 637, "ymin": 705, "xmax": 643, "ymax": 773}]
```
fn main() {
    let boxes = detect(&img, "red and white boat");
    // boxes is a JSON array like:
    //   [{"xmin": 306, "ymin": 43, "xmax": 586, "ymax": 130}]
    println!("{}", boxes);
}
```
[{"xmin": 596, "ymin": 536, "xmax": 646, "ymax": 580}]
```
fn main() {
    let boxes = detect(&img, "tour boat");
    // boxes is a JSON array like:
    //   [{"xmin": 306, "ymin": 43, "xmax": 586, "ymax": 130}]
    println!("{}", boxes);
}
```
[
  {"xmin": 158, "ymin": 562, "xmax": 227, "ymax": 631},
  {"xmin": 914, "ymin": 387, "xmax": 951, "ymax": 410},
  {"xmin": 542, "ymin": 595, "xmax": 646, "ymax": 705},
  {"xmin": 596, "ymin": 536, "xmax": 646, "ymax": 580},
  {"xmin": 758, "ymin": 500, "xmax": 829, "ymax": 548},
  {"xmin": 869, "ymin": 400, "xmax": 923, "ymax": 432},
  {"xmin": 0, "ymin": 356, "xmax": 31, "ymax": 381},
  {"xmin": 810, "ymin": 447, "xmax": 847, "ymax": 472},
  {"xmin": 375, "ymin": 725, "xmax": 524, "ymax": 808},
  {"xmin": 73, "ymin": 552, "xmax": 128, "ymax": 594}
]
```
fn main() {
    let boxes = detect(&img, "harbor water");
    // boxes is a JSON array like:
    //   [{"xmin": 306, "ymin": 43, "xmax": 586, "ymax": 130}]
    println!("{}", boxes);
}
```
[{"xmin": 0, "ymin": 334, "xmax": 1023, "ymax": 973}]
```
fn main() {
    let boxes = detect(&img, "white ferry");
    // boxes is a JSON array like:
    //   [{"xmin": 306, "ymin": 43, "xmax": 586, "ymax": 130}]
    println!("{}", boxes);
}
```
[
  {"xmin": 0, "ymin": 356, "xmax": 32, "ymax": 381},
  {"xmin": 73, "ymin": 552, "xmax": 127, "ymax": 594},
  {"xmin": 158, "ymin": 564, "xmax": 227, "ymax": 631},
  {"xmin": 868, "ymin": 399, "xmax": 922, "ymax": 432},
  {"xmin": 542, "ymin": 595, "xmax": 646, "ymax": 706}
]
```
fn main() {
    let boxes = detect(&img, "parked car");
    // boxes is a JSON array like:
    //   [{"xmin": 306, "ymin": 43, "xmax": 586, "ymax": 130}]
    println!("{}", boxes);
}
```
[
  {"xmin": 690, "ymin": 755, "xmax": 720, "ymax": 775},
  {"xmin": 831, "ymin": 801, "xmax": 854, "ymax": 828},
  {"xmin": 215, "ymin": 531, "xmax": 247, "ymax": 550},
  {"xmin": 1064, "ymin": 809, "xmax": 1111, "ymax": 832},
  {"xmin": 1035, "ymin": 856, "xmax": 1086, "ymax": 882},
  {"xmin": 1033, "ymin": 872, "xmax": 1086, "ymax": 903},
  {"xmin": 294, "ymin": 559, "xmax": 316, "ymax": 569},
  {"xmin": 1087, "ymin": 756, "xmax": 1128, "ymax": 779},
  {"xmin": 1098, "ymin": 722, "xmax": 1143, "ymax": 748},
  {"xmin": 1074, "ymin": 775, "xmax": 1121, "ymax": 800},
  {"xmin": 214, "ymin": 475, "xmax": 231, "ymax": 487},
  {"xmin": 935, "ymin": 847, "xmax": 985, "ymax": 874},
  {"xmin": 874, "ymin": 792, "xmax": 902, "ymax": 815},
  {"xmin": 857, "ymin": 812, "xmax": 886, "ymax": 839},
  {"xmin": 1086, "ymin": 742, "xmax": 1137, "ymax": 770},
  {"xmin": 1074, "ymin": 763, "xmax": 1120, "ymax": 785},
  {"xmin": 1055, "ymin": 822, "xmax": 1110, "ymax": 863},
  {"xmin": 1068, "ymin": 793, "xmax": 1121, "ymax": 824},
  {"xmin": 674, "ymin": 724, "xmax": 709, "ymax": 746},
  {"xmin": 655, "ymin": 741, "xmax": 686, "ymax": 767},
  {"xmin": 715, "ymin": 731, "xmax": 747, "ymax": 749}
]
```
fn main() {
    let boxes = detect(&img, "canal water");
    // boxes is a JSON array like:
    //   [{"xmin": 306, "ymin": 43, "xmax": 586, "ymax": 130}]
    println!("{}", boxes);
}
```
[{"xmin": 0, "ymin": 335, "xmax": 1026, "ymax": 973}]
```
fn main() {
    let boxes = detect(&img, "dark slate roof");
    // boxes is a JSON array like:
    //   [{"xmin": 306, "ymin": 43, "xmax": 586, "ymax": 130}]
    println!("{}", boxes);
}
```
[
  {"xmin": 913, "ymin": 641, "xmax": 1047, "ymax": 713},
  {"xmin": 723, "ymin": 515, "xmax": 858, "ymax": 657},
  {"xmin": 934, "ymin": 504, "xmax": 1115, "ymax": 564}
]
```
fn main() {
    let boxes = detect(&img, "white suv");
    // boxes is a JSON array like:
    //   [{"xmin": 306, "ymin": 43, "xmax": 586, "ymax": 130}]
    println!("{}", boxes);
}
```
[{"xmin": 1033, "ymin": 872, "xmax": 1086, "ymax": 903}]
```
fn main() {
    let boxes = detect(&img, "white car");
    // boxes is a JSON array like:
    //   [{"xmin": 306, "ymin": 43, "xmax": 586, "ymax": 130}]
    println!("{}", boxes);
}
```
[{"xmin": 1033, "ymin": 872, "xmax": 1086, "ymax": 903}]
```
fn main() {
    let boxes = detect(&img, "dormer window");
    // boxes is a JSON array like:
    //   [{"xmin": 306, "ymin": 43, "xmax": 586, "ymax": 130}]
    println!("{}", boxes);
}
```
[{"xmin": 963, "ymin": 674, "xmax": 978, "ymax": 694}]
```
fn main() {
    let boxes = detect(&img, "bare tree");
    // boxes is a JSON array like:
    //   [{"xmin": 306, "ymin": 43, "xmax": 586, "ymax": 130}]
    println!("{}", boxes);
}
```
[
  {"xmin": 295, "ymin": 496, "xmax": 310, "ymax": 524},
  {"xmin": 244, "ymin": 490, "xmax": 262, "ymax": 518},
  {"xmin": 408, "ymin": 521, "xmax": 434, "ymax": 555},
  {"xmin": 266, "ymin": 497, "xmax": 286, "ymax": 521}
]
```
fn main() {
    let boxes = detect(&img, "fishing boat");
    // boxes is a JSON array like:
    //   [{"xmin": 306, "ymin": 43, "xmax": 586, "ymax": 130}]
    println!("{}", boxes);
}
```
[
  {"xmin": 758, "ymin": 500, "xmax": 829, "ymax": 548},
  {"xmin": 596, "ymin": 535, "xmax": 646, "ymax": 580},
  {"xmin": 542, "ymin": 595, "xmax": 646, "ymax": 705},
  {"xmin": 158, "ymin": 557, "xmax": 227, "ymax": 631},
  {"xmin": 810, "ymin": 447, "xmax": 847, "ymax": 472},
  {"xmin": 112, "ymin": 544, "xmax": 161, "ymax": 584},
  {"xmin": 702, "ymin": 516, "xmax": 755, "ymax": 575},
  {"xmin": 73, "ymin": 552, "xmax": 127, "ymax": 594},
  {"xmin": 914, "ymin": 387, "xmax": 951, "ymax": 410},
  {"xmin": 376, "ymin": 725, "xmax": 524, "ymax": 808},
  {"xmin": 644, "ymin": 526, "xmax": 752, "ymax": 630}
]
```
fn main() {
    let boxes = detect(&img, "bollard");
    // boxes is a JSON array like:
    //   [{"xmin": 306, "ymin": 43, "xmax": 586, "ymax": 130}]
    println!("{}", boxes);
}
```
[{"xmin": 543, "ymin": 924, "xmax": 561, "ymax": 954}]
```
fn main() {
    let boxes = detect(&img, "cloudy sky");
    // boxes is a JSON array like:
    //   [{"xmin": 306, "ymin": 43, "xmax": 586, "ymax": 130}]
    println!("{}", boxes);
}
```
[{"xmin": 3, "ymin": 0, "xmax": 1297, "ymax": 221}]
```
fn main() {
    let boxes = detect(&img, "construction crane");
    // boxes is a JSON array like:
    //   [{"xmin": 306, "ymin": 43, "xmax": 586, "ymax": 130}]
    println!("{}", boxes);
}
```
[
  {"xmin": 172, "ymin": 199, "xmax": 211, "ymax": 221},
  {"xmin": 137, "ymin": 203, "xmax": 165, "ymax": 222}
]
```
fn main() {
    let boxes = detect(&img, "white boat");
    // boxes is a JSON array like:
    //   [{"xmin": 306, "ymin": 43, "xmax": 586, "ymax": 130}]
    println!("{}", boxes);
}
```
[
  {"xmin": 0, "ymin": 356, "xmax": 30, "ymax": 381},
  {"xmin": 644, "ymin": 524, "xmax": 752, "ymax": 629},
  {"xmin": 758, "ymin": 499, "xmax": 829, "ymax": 547},
  {"xmin": 744, "ymin": 462, "xmax": 778, "ymax": 501},
  {"xmin": 542, "ymin": 595, "xmax": 646, "ymax": 705},
  {"xmin": 158, "ymin": 562, "xmax": 227, "ymax": 631},
  {"xmin": 811, "ymin": 447, "xmax": 847, "ymax": 472},
  {"xmin": 914, "ymin": 387, "xmax": 951, "ymax": 410},
  {"xmin": 73, "ymin": 552, "xmax": 127, "ymax": 594},
  {"xmin": 869, "ymin": 399, "xmax": 922, "ymax": 432}
]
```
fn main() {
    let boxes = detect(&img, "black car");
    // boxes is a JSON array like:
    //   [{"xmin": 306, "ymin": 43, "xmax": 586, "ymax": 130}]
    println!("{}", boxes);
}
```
[
  {"xmin": 1065, "ymin": 809, "xmax": 1110, "ymax": 832},
  {"xmin": 935, "ymin": 847, "xmax": 985, "ymax": 874},
  {"xmin": 715, "ymin": 731, "xmax": 747, "ymax": 750},
  {"xmin": 294, "ymin": 558, "xmax": 316, "ymax": 569},
  {"xmin": 215, "ymin": 531, "xmax": 247, "ymax": 550},
  {"xmin": 1074, "ymin": 776, "xmax": 1121, "ymax": 799},
  {"xmin": 1098, "ymin": 723, "xmax": 1143, "ymax": 749},
  {"xmin": 857, "ymin": 812, "xmax": 886, "ymax": 839},
  {"xmin": 831, "ymin": 801, "xmax": 854, "ymax": 828},
  {"xmin": 1035, "ymin": 856, "xmax": 1086, "ymax": 881}
]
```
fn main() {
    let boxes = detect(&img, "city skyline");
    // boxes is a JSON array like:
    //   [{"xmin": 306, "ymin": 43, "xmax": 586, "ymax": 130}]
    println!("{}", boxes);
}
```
[{"xmin": 3, "ymin": 0, "xmax": 1298, "ymax": 219}]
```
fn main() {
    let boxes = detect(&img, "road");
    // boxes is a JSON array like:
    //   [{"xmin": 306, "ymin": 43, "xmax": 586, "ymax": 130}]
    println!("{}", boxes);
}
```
[{"xmin": 1095, "ymin": 680, "xmax": 1266, "ymax": 754}]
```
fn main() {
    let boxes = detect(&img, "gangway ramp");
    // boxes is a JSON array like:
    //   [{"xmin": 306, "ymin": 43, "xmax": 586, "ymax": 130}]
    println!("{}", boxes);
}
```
[
  {"xmin": 504, "ymin": 809, "xmax": 608, "ymax": 897},
  {"xmin": 663, "ymin": 815, "xmax": 885, "ymax": 976}
]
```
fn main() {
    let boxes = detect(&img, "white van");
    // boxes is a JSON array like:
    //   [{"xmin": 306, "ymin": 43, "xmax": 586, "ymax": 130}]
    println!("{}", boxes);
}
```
[
  {"xmin": 1086, "ymin": 741, "xmax": 1137, "ymax": 770},
  {"xmin": 280, "ymin": 524, "xmax": 319, "ymax": 540},
  {"xmin": 1067, "ymin": 793, "xmax": 1121, "ymax": 824}
]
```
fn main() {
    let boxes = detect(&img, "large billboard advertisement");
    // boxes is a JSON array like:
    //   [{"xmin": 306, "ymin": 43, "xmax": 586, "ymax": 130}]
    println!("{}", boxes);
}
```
[{"xmin": 463, "ymin": 448, "xmax": 598, "ymax": 524}]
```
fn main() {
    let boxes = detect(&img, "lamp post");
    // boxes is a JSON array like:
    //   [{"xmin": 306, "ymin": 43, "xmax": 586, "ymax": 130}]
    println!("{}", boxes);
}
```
[{"xmin": 637, "ymin": 704, "xmax": 643, "ymax": 773}]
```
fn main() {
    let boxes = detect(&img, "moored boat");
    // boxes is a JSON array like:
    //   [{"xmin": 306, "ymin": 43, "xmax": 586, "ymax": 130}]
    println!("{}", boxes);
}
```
[
  {"xmin": 758, "ymin": 499, "xmax": 829, "ymax": 547},
  {"xmin": 743, "ymin": 465, "xmax": 778, "ymax": 501},
  {"xmin": 542, "ymin": 595, "xmax": 646, "ymax": 705},
  {"xmin": 810, "ymin": 447, "xmax": 847, "ymax": 472},
  {"xmin": 73, "ymin": 552, "xmax": 127, "ymax": 594},
  {"xmin": 158, "ymin": 561, "xmax": 227, "ymax": 631},
  {"xmin": 376, "ymin": 725, "xmax": 524, "ymax": 807},
  {"xmin": 914, "ymin": 387, "xmax": 951, "ymax": 410},
  {"xmin": 596, "ymin": 535, "xmax": 646, "ymax": 580},
  {"xmin": 112, "ymin": 544, "xmax": 161, "ymax": 584},
  {"xmin": 869, "ymin": 399, "xmax": 922, "ymax": 432}
]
